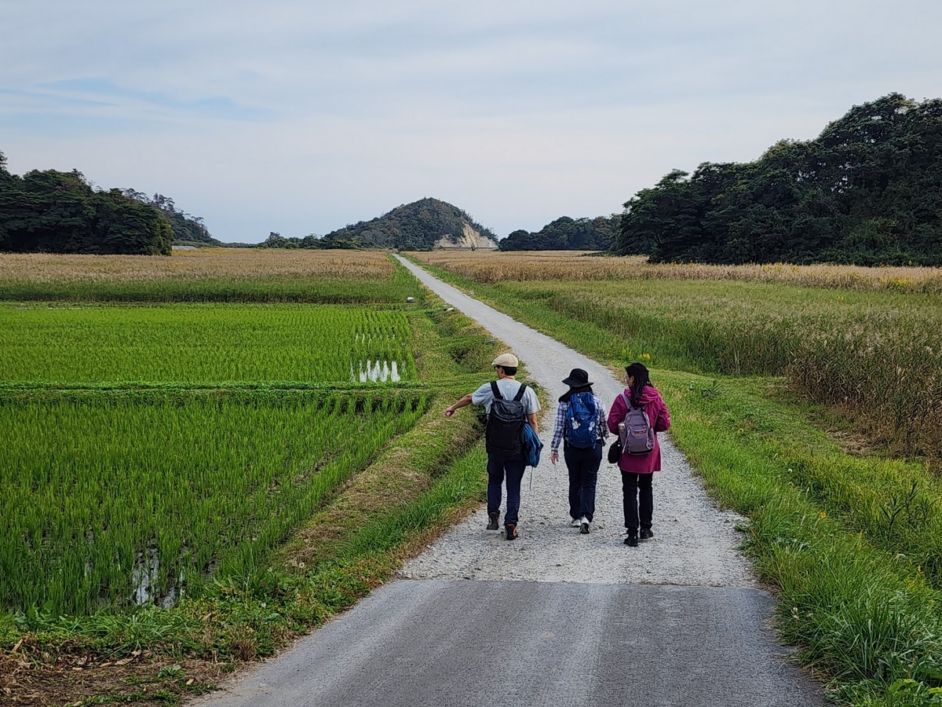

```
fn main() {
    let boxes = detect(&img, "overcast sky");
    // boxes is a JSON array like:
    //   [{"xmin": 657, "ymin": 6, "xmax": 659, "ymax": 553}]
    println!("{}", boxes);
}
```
[{"xmin": 1, "ymin": 1, "xmax": 940, "ymax": 243}]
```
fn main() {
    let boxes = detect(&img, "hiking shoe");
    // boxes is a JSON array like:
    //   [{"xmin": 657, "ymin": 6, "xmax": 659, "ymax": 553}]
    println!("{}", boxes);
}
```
[
  {"xmin": 570, "ymin": 517, "xmax": 581, "ymax": 527},
  {"xmin": 580, "ymin": 518, "xmax": 590, "ymax": 534},
  {"xmin": 505, "ymin": 523, "xmax": 518, "ymax": 540},
  {"xmin": 487, "ymin": 512, "xmax": 500, "ymax": 530},
  {"xmin": 624, "ymin": 533, "xmax": 639, "ymax": 547},
  {"xmin": 640, "ymin": 528, "xmax": 654, "ymax": 540}
]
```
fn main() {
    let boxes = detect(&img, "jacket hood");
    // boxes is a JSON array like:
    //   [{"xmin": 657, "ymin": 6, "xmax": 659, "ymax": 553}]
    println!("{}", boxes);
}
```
[{"xmin": 625, "ymin": 385, "xmax": 660, "ymax": 406}]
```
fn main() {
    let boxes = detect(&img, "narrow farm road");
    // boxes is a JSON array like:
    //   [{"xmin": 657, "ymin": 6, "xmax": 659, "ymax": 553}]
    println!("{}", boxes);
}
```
[{"xmin": 193, "ymin": 258, "xmax": 824, "ymax": 707}]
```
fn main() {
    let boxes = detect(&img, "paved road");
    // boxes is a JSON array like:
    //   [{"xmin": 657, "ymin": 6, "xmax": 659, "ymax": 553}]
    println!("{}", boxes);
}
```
[{"xmin": 193, "ymin": 258, "xmax": 824, "ymax": 707}]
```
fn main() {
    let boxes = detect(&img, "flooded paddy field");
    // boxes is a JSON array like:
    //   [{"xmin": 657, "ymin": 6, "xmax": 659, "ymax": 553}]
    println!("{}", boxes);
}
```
[{"xmin": 0, "ymin": 389, "xmax": 427, "ymax": 614}]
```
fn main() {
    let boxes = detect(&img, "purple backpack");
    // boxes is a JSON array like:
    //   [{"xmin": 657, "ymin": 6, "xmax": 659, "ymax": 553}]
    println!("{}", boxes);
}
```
[{"xmin": 618, "ymin": 392, "xmax": 655, "ymax": 455}]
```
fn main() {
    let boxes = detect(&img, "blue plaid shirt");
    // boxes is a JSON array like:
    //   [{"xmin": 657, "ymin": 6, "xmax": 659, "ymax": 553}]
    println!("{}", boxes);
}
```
[{"xmin": 551, "ymin": 394, "xmax": 609, "ymax": 453}]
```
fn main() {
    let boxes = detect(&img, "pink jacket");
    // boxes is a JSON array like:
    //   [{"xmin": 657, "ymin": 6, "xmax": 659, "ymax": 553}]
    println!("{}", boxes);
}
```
[{"xmin": 607, "ymin": 386, "xmax": 671, "ymax": 474}]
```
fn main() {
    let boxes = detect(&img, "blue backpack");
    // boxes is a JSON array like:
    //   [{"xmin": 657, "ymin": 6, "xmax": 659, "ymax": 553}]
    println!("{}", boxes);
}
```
[{"xmin": 565, "ymin": 392, "xmax": 598, "ymax": 449}]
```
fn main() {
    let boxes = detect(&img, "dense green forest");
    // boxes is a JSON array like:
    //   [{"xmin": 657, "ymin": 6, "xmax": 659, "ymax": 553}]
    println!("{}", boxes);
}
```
[
  {"xmin": 615, "ymin": 94, "xmax": 942, "ymax": 265},
  {"xmin": 0, "ymin": 151, "xmax": 172, "ymax": 255},
  {"xmin": 499, "ymin": 215, "xmax": 620, "ymax": 251},
  {"xmin": 0, "ymin": 150, "xmax": 214, "ymax": 255}
]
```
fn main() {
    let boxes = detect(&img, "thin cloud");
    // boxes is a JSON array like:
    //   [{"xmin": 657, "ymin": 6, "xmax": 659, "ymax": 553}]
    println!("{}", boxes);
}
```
[{"xmin": 1, "ymin": 0, "xmax": 940, "ymax": 242}]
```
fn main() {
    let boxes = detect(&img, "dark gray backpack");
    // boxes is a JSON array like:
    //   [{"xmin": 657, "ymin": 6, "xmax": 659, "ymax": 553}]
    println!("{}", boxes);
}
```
[{"xmin": 485, "ymin": 382, "xmax": 528, "ymax": 457}]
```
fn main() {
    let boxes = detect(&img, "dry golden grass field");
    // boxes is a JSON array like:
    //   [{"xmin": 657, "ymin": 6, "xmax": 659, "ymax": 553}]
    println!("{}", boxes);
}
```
[
  {"xmin": 416, "ymin": 249, "xmax": 942, "ymax": 293},
  {"xmin": 0, "ymin": 248, "xmax": 397, "ymax": 283}
]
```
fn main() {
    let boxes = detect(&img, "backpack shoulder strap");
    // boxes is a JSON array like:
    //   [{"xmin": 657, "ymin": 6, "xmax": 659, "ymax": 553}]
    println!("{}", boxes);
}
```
[
  {"xmin": 490, "ymin": 380, "xmax": 503, "ymax": 400},
  {"xmin": 513, "ymin": 383, "xmax": 527, "ymax": 402},
  {"xmin": 621, "ymin": 391, "xmax": 632, "ymax": 409}
]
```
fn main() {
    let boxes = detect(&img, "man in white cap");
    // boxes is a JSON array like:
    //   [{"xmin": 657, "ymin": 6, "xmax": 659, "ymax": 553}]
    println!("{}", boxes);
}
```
[{"xmin": 444, "ymin": 353, "xmax": 540, "ymax": 540}]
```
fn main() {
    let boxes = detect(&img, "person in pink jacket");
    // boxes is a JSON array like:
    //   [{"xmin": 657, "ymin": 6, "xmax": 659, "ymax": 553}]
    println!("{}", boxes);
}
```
[{"xmin": 607, "ymin": 363, "xmax": 671, "ymax": 547}]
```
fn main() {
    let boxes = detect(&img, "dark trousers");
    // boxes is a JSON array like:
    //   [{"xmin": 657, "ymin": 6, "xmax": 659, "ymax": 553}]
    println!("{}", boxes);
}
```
[
  {"xmin": 564, "ymin": 442, "xmax": 602, "ymax": 522},
  {"xmin": 486, "ymin": 453, "xmax": 527, "ymax": 525},
  {"xmin": 622, "ymin": 472, "xmax": 653, "ymax": 532}
]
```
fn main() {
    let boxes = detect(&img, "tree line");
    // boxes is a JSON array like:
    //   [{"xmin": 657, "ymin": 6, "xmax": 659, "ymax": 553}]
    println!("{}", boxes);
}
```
[
  {"xmin": 499, "ymin": 216, "xmax": 620, "ymax": 251},
  {"xmin": 121, "ymin": 190, "xmax": 217, "ymax": 246},
  {"xmin": 0, "ymin": 150, "xmax": 210, "ymax": 255},
  {"xmin": 615, "ymin": 94, "xmax": 942, "ymax": 265}
]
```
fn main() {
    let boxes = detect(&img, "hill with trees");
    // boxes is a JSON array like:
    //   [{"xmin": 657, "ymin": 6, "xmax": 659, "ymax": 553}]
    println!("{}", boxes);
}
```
[
  {"xmin": 0, "ymin": 150, "xmax": 216, "ymax": 255},
  {"xmin": 318, "ymin": 198, "xmax": 498, "ymax": 250},
  {"xmin": 122, "ymin": 190, "xmax": 218, "ymax": 246},
  {"xmin": 615, "ymin": 93, "xmax": 942, "ymax": 265},
  {"xmin": 500, "ymin": 215, "xmax": 620, "ymax": 251},
  {"xmin": 0, "ymin": 151, "xmax": 172, "ymax": 255}
]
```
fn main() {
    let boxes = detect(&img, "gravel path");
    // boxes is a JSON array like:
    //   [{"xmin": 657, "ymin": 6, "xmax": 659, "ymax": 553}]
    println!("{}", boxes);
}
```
[{"xmin": 396, "ymin": 255, "xmax": 755, "ymax": 588}]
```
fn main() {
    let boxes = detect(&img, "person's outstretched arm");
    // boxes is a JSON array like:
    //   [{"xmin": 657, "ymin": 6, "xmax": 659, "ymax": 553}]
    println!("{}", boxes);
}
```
[{"xmin": 444, "ymin": 394, "xmax": 473, "ymax": 417}]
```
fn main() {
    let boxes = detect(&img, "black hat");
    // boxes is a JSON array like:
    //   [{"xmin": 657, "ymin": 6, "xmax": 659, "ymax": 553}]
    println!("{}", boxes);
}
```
[{"xmin": 562, "ymin": 368, "xmax": 592, "ymax": 387}]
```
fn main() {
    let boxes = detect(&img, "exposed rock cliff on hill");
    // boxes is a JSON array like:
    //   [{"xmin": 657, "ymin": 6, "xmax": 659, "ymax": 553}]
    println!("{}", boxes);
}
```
[{"xmin": 322, "ymin": 198, "xmax": 498, "ymax": 250}]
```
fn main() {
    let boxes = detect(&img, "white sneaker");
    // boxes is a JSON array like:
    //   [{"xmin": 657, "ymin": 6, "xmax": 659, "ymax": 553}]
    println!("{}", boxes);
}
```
[
  {"xmin": 570, "ymin": 518, "xmax": 581, "ymax": 527},
  {"xmin": 580, "ymin": 518, "xmax": 590, "ymax": 534}
]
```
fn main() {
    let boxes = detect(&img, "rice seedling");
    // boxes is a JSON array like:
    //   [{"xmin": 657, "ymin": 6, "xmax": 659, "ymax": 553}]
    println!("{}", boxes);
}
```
[
  {"xmin": 0, "ymin": 304, "xmax": 417, "ymax": 384},
  {"xmin": 0, "ymin": 389, "xmax": 427, "ymax": 615}
]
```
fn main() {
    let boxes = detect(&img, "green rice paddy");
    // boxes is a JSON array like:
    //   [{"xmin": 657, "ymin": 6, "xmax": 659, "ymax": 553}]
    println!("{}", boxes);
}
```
[
  {"xmin": 0, "ymin": 390, "xmax": 426, "ymax": 615},
  {"xmin": 0, "ymin": 304, "xmax": 416, "ymax": 383}
]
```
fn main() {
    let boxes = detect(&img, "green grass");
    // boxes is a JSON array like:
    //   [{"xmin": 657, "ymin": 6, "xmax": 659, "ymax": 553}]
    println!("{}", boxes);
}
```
[
  {"xmin": 661, "ymin": 372, "xmax": 942, "ymax": 705},
  {"xmin": 0, "ymin": 389, "xmax": 427, "ymax": 615},
  {"xmin": 0, "ymin": 303, "xmax": 417, "ymax": 384},
  {"xmin": 0, "ymin": 430, "xmax": 490, "ymax": 642}
]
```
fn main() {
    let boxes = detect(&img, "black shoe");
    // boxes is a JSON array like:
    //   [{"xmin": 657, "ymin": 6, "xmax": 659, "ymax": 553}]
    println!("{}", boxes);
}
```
[
  {"xmin": 640, "ymin": 528, "xmax": 654, "ymax": 540},
  {"xmin": 505, "ymin": 523, "xmax": 518, "ymax": 540},
  {"xmin": 487, "ymin": 512, "xmax": 500, "ymax": 530},
  {"xmin": 624, "ymin": 533, "xmax": 639, "ymax": 547}
]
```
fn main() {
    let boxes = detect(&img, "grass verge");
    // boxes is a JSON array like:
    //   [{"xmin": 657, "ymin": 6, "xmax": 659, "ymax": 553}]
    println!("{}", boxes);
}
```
[{"xmin": 662, "ymin": 372, "xmax": 942, "ymax": 705}]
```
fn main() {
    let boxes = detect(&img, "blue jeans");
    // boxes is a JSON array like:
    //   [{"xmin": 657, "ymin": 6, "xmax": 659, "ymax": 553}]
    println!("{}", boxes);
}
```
[
  {"xmin": 486, "ymin": 453, "xmax": 527, "ymax": 525},
  {"xmin": 564, "ymin": 442, "xmax": 602, "ymax": 521}
]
